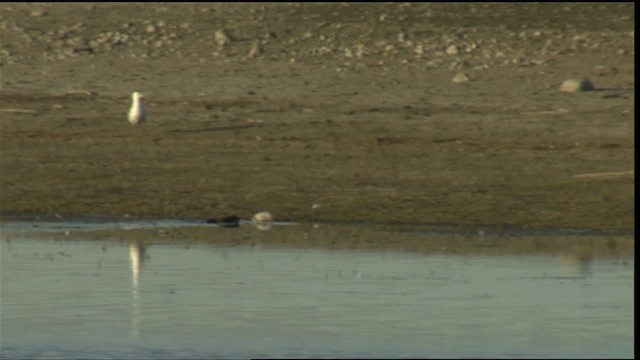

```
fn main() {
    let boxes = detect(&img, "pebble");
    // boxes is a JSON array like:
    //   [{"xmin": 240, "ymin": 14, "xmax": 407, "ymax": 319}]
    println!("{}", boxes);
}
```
[
  {"xmin": 451, "ymin": 72, "xmax": 471, "ymax": 83},
  {"xmin": 248, "ymin": 41, "xmax": 263, "ymax": 57},
  {"xmin": 214, "ymin": 29, "xmax": 231, "ymax": 48},
  {"xmin": 253, "ymin": 211, "xmax": 273, "ymax": 223},
  {"xmin": 446, "ymin": 45, "xmax": 459, "ymax": 55},
  {"xmin": 449, "ymin": 59, "xmax": 470, "ymax": 70},
  {"xmin": 30, "ymin": 10, "xmax": 47, "ymax": 17},
  {"xmin": 559, "ymin": 79, "xmax": 595, "ymax": 92},
  {"xmin": 253, "ymin": 211, "xmax": 273, "ymax": 231}
]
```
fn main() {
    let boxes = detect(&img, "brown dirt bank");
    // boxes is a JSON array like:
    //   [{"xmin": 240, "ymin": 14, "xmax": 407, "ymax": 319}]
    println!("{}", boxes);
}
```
[{"xmin": 0, "ymin": 3, "xmax": 634, "ymax": 230}]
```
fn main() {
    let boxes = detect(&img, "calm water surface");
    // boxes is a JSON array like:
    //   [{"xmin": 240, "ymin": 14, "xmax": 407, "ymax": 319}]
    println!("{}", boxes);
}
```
[{"xmin": 0, "ymin": 224, "xmax": 634, "ymax": 359}]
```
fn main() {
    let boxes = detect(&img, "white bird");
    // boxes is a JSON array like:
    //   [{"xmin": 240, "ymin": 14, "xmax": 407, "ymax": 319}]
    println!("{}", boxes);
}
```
[{"xmin": 128, "ymin": 91, "xmax": 146, "ymax": 125}]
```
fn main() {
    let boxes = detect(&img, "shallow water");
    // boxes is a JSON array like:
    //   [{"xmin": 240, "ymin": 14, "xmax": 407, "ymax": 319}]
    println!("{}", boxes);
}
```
[{"xmin": 0, "ymin": 222, "xmax": 634, "ymax": 359}]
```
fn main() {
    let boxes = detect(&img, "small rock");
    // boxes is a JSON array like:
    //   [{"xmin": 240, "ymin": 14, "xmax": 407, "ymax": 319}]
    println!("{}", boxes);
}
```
[
  {"xmin": 451, "ymin": 72, "xmax": 471, "ymax": 83},
  {"xmin": 449, "ymin": 59, "xmax": 470, "ymax": 70},
  {"xmin": 253, "ymin": 211, "xmax": 273, "ymax": 231},
  {"xmin": 353, "ymin": 44, "xmax": 365, "ymax": 58},
  {"xmin": 253, "ymin": 211, "xmax": 273, "ymax": 223},
  {"xmin": 559, "ymin": 79, "xmax": 595, "ymax": 92},
  {"xmin": 30, "ymin": 10, "xmax": 47, "ymax": 17},
  {"xmin": 446, "ymin": 45, "xmax": 459, "ymax": 55},
  {"xmin": 248, "ymin": 41, "xmax": 263, "ymax": 57},
  {"xmin": 214, "ymin": 29, "xmax": 231, "ymax": 48}
]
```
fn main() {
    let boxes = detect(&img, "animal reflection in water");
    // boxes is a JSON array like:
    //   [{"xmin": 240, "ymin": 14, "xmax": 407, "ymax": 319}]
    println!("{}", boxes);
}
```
[
  {"xmin": 129, "ymin": 241, "xmax": 149, "ymax": 289},
  {"xmin": 129, "ymin": 241, "xmax": 149, "ymax": 338}
]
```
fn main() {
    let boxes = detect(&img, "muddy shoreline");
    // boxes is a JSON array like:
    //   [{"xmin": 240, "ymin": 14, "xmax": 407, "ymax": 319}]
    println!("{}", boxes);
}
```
[
  {"xmin": 0, "ymin": 3, "xmax": 634, "ymax": 231},
  {"xmin": 1, "ymin": 218, "xmax": 634, "ymax": 260}
]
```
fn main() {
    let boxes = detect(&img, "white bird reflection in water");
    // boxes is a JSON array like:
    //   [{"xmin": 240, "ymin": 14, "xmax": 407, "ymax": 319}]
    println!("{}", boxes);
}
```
[{"xmin": 129, "ymin": 241, "xmax": 149, "ymax": 338}]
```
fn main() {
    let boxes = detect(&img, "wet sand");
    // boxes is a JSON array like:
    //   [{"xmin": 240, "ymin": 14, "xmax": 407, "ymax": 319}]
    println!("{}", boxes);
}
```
[
  {"xmin": 2, "ymin": 219, "xmax": 633, "ymax": 260},
  {"xmin": 0, "ymin": 3, "xmax": 634, "ymax": 231}
]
